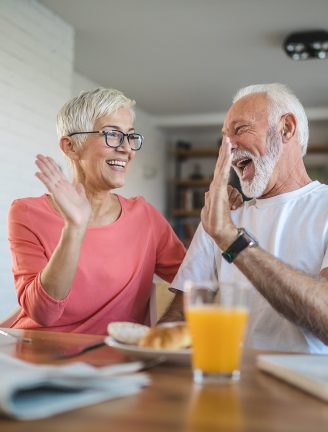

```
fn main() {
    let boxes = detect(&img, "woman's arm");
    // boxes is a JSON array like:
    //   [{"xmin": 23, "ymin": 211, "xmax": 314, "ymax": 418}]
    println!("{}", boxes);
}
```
[{"xmin": 35, "ymin": 154, "xmax": 91, "ymax": 300}]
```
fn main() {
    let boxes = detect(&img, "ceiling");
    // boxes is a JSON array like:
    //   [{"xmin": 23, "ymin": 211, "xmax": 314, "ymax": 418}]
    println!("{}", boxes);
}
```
[{"xmin": 39, "ymin": 0, "xmax": 328, "ymax": 118}]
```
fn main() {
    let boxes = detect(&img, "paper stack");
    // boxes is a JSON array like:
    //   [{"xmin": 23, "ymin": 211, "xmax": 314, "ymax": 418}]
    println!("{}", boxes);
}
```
[{"xmin": 0, "ymin": 353, "xmax": 149, "ymax": 420}]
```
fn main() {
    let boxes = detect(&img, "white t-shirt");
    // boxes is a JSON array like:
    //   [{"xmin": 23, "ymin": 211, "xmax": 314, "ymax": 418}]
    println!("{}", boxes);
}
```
[{"xmin": 172, "ymin": 181, "xmax": 328, "ymax": 353}]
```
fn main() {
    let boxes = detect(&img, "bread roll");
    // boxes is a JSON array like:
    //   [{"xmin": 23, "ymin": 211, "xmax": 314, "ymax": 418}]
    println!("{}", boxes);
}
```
[{"xmin": 138, "ymin": 323, "xmax": 191, "ymax": 349}]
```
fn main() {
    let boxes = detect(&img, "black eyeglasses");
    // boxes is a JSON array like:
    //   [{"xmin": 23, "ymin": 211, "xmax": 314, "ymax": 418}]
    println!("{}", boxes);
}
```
[{"xmin": 68, "ymin": 129, "xmax": 144, "ymax": 151}]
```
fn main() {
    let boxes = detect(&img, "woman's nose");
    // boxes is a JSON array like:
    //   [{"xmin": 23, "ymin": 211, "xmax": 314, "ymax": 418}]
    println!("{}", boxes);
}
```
[{"xmin": 116, "ymin": 136, "xmax": 131, "ymax": 152}]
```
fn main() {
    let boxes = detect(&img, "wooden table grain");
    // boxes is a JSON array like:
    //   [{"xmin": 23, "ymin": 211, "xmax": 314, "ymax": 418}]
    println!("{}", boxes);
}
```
[{"xmin": 1, "ymin": 328, "xmax": 328, "ymax": 431}]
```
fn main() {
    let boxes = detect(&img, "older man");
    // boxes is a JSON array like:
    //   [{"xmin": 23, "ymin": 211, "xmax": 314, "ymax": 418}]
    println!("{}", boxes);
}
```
[{"xmin": 163, "ymin": 83, "xmax": 328, "ymax": 353}]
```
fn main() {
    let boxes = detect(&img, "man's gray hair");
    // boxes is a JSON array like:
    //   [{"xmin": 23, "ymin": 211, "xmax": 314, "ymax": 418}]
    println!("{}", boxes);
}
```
[
  {"xmin": 56, "ymin": 87, "xmax": 136, "ymax": 146},
  {"xmin": 233, "ymin": 83, "xmax": 309, "ymax": 156}
]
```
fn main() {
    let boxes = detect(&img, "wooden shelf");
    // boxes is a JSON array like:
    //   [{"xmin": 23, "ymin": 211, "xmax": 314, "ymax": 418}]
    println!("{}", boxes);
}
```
[
  {"xmin": 173, "ymin": 148, "xmax": 219, "ymax": 158},
  {"xmin": 172, "ymin": 144, "xmax": 328, "ymax": 156},
  {"xmin": 171, "ymin": 147, "xmax": 217, "ymax": 239},
  {"xmin": 172, "ymin": 209, "xmax": 202, "ymax": 217},
  {"xmin": 174, "ymin": 178, "xmax": 212, "ymax": 187},
  {"xmin": 307, "ymin": 145, "xmax": 328, "ymax": 154},
  {"xmin": 170, "ymin": 142, "xmax": 328, "ymax": 246}
]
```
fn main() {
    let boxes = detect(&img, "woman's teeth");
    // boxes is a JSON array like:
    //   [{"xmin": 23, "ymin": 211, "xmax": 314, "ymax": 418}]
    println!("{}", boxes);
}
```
[{"xmin": 106, "ymin": 160, "xmax": 127, "ymax": 167}]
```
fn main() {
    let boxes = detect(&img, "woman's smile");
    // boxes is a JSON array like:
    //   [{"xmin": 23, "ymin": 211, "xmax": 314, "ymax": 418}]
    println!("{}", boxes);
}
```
[{"xmin": 106, "ymin": 158, "xmax": 128, "ymax": 171}]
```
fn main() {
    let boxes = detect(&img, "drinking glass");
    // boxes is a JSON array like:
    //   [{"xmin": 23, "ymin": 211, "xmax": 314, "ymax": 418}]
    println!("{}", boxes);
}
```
[{"xmin": 184, "ymin": 281, "xmax": 249, "ymax": 384}]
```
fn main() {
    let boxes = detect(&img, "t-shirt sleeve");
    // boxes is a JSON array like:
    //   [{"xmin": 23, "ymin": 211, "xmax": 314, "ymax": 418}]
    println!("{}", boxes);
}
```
[
  {"xmin": 171, "ymin": 222, "xmax": 218, "ymax": 292},
  {"xmin": 7, "ymin": 200, "xmax": 67, "ymax": 326},
  {"xmin": 147, "ymin": 204, "xmax": 186, "ymax": 283}
]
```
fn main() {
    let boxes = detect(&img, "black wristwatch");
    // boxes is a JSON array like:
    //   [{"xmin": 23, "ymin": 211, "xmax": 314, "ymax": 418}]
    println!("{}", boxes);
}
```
[{"xmin": 222, "ymin": 228, "xmax": 258, "ymax": 263}]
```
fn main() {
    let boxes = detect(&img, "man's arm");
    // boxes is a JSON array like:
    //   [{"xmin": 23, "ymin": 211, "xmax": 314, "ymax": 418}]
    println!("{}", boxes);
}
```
[
  {"xmin": 233, "ymin": 246, "xmax": 328, "ymax": 345},
  {"xmin": 158, "ymin": 184, "xmax": 243, "ymax": 325},
  {"xmin": 201, "ymin": 138, "xmax": 328, "ymax": 345}
]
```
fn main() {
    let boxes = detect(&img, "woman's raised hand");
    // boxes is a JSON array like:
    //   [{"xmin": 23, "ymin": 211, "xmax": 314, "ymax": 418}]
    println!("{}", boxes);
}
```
[{"xmin": 35, "ymin": 154, "xmax": 91, "ymax": 229}]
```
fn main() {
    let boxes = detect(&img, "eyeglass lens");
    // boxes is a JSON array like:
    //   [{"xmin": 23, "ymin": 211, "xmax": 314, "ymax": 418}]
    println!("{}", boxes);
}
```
[{"xmin": 104, "ymin": 130, "xmax": 142, "ymax": 150}]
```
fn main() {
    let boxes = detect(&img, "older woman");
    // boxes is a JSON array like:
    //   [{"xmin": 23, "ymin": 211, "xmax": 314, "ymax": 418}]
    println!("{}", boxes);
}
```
[{"xmin": 7, "ymin": 88, "xmax": 186, "ymax": 334}]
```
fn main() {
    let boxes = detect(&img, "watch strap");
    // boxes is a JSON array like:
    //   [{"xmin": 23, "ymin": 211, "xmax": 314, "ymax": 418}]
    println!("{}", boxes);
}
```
[{"xmin": 222, "ymin": 228, "xmax": 258, "ymax": 263}]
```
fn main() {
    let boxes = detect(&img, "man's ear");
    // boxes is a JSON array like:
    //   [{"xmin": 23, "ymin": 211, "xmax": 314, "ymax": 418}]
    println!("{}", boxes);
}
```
[
  {"xmin": 60, "ymin": 136, "xmax": 80, "ymax": 160},
  {"xmin": 280, "ymin": 113, "xmax": 297, "ymax": 142}
]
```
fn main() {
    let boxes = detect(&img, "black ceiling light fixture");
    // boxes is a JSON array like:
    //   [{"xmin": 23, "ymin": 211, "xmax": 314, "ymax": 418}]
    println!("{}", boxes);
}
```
[{"xmin": 283, "ymin": 30, "xmax": 328, "ymax": 60}]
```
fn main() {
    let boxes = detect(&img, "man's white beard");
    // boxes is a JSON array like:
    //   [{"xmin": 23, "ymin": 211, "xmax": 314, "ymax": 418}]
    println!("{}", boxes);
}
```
[{"xmin": 232, "ymin": 128, "xmax": 282, "ymax": 198}]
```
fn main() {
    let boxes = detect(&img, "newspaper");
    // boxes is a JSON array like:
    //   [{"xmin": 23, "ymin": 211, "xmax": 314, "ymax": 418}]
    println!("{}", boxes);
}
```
[{"xmin": 0, "ymin": 353, "xmax": 149, "ymax": 420}]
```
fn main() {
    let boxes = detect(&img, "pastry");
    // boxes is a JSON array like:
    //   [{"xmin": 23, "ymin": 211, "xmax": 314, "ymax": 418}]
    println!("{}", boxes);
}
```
[
  {"xmin": 138, "ymin": 322, "xmax": 191, "ymax": 349},
  {"xmin": 108, "ymin": 322, "xmax": 150, "ymax": 345}
]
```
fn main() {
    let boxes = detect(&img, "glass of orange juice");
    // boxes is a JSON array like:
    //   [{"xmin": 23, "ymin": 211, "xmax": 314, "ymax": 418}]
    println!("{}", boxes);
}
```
[{"xmin": 184, "ymin": 281, "xmax": 249, "ymax": 384}]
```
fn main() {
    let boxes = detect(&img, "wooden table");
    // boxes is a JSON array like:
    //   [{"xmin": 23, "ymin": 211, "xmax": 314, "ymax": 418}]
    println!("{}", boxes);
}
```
[{"xmin": 1, "ymin": 329, "xmax": 328, "ymax": 431}]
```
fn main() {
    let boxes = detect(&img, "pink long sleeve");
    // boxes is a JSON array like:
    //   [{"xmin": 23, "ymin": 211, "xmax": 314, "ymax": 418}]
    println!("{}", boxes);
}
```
[{"xmin": 7, "ymin": 194, "xmax": 185, "ymax": 334}]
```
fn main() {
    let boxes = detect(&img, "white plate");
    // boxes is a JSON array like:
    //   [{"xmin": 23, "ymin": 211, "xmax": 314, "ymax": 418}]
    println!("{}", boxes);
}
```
[{"xmin": 105, "ymin": 336, "xmax": 191, "ymax": 365}]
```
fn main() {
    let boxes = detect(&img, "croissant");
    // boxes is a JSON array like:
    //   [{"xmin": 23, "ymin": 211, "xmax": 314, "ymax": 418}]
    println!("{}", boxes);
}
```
[{"xmin": 138, "ymin": 323, "xmax": 191, "ymax": 349}]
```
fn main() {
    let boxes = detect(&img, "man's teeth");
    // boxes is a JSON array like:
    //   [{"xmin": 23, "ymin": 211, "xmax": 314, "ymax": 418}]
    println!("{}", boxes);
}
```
[{"xmin": 106, "ymin": 160, "xmax": 127, "ymax": 167}]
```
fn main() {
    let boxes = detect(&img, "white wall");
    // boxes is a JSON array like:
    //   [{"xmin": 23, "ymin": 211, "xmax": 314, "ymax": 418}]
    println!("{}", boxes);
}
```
[
  {"xmin": 0, "ymin": 2, "xmax": 167, "ymax": 319},
  {"xmin": 73, "ymin": 73, "xmax": 167, "ymax": 213},
  {"xmin": 0, "ymin": 0, "xmax": 74, "ymax": 318}
]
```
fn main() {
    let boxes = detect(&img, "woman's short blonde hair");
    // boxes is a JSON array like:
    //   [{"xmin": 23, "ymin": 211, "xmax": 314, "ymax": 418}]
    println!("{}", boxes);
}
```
[{"xmin": 56, "ymin": 87, "xmax": 136, "ymax": 146}]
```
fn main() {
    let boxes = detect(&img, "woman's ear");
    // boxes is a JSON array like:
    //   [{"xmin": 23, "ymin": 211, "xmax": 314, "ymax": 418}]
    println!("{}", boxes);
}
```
[
  {"xmin": 280, "ymin": 113, "xmax": 297, "ymax": 143},
  {"xmin": 60, "ymin": 136, "xmax": 80, "ymax": 161}
]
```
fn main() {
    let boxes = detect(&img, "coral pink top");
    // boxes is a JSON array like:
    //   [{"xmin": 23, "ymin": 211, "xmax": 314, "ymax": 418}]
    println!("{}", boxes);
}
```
[{"xmin": 8, "ymin": 194, "xmax": 185, "ymax": 334}]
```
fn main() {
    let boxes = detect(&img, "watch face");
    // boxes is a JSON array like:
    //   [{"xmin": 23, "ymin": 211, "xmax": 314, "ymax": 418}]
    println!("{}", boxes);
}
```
[{"xmin": 239, "ymin": 228, "xmax": 257, "ymax": 244}]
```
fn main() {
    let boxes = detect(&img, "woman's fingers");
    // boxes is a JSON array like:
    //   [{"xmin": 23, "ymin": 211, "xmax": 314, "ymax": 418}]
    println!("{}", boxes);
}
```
[
  {"xmin": 35, "ymin": 154, "xmax": 66, "ymax": 187},
  {"xmin": 35, "ymin": 171, "xmax": 53, "ymax": 192},
  {"xmin": 75, "ymin": 183, "xmax": 86, "ymax": 198},
  {"xmin": 35, "ymin": 155, "xmax": 62, "ymax": 176}
]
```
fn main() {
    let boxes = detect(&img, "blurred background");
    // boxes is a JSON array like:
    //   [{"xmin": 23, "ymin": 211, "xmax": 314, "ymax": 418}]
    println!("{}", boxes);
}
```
[{"xmin": 0, "ymin": 0, "xmax": 327, "ymax": 317}]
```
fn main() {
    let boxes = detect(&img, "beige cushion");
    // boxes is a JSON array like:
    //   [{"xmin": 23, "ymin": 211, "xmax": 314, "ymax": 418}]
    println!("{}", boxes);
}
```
[{"xmin": 155, "ymin": 280, "xmax": 174, "ymax": 319}]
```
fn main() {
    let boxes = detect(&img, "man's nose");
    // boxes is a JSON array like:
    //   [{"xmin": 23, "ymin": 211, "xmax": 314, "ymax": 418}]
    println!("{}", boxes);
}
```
[
  {"xmin": 223, "ymin": 135, "xmax": 238, "ymax": 149},
  {"xmin": 230, "ymin": 137, "xmax": 238, "ymax": 149}
]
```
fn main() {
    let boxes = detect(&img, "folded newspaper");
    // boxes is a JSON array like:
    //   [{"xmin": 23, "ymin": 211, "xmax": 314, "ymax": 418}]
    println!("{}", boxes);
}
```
[{"xmin": 0, "ymin": 353, "xmax": 150, "ymax": 420}]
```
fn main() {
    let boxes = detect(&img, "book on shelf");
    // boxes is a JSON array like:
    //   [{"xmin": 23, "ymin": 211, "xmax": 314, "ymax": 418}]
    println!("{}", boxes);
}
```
[
  {"xmin": 257, "ymin": 354, "xmax": 328, "ymax": 401},
  {"xmin": 175, "ymin": 188, "xmax": 206, "ymax": 211},
  {"xmin": 183, "ymin": 221, "xmax": 197, "ymax": 240},
  {"xmin": 184, "ymin": 188, "xmax": 193, "ymax": 210}
]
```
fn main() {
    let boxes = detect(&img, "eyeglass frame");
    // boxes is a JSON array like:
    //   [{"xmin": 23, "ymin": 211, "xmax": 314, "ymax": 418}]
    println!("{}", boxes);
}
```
[{"xmin": 68, "ymin": 129, "xmax": 144, "ymax": 151}]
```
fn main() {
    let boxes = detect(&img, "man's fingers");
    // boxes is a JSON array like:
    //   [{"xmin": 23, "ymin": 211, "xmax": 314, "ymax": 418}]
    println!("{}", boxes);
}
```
[
  {"xmin": 227, "ymin": 184, "xmax": 244, "ymax": 210},
  {"xmin": 212, "ymin": 138, "xmax": 233, "ymax": 188},
  {"xmin": 231, "ymin": 192, "xmax": 244, "ymax": 210},
  {"xmin": 203, "ymin": 190, "xmax": 209, "ymax": 207}
]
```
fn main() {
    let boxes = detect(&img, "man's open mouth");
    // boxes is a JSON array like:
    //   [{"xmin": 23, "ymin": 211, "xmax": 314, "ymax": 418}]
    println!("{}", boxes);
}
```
[{"xmin": 233, "ymin": 158, "xmax": 252, "ymax": 176}]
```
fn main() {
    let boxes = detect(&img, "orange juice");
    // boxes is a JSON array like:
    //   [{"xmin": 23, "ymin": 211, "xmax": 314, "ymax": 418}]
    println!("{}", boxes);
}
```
[{"xmin": 186, "ymin": 305, "xmax": 249, "ymax": 373}]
